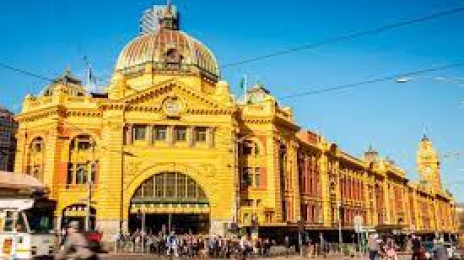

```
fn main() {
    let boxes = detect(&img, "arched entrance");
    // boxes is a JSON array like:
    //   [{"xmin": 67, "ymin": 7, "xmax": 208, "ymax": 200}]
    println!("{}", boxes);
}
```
[{"xmin": 129, "ymin": 172, "xmax": 210, "ymax": 234}]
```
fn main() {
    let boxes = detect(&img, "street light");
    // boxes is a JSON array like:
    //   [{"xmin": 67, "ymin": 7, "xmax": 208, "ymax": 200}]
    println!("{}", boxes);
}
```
[{"xmin": 396, "ymin": 75, "xmax": 464, "ymax": 86}]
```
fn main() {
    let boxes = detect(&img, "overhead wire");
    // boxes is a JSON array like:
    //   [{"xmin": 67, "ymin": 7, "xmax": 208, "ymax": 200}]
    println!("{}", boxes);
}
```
[
  {"xmin": 279, "ymin": 62, "xmax": 464, "ymax": 99},
  {"xmin": 220, "ymin": 6, "xmax": 464, "ymax": 69},
  {"xmin": 0, "ymin": 5, "xmax": 463, "ymax": 95},
  {"xmin": 0, "ymin": 62, "xmax": 54, "ymax": 83}
]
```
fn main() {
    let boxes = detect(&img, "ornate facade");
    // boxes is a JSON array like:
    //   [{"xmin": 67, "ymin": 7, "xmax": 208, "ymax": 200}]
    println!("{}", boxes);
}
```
[
  {"xmin": 14, "ymin": 4, "xmax": 457, "ymax": 240},
  {"xmin": 0, "ymin": 106, "xmax": 17, "ymax": 172}
]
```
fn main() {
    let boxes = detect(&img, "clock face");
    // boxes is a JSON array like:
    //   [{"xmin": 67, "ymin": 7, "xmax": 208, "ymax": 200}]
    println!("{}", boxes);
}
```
[
  {"xmin": 163, "ymin": 98, "xmax": 182, "ymax": 117},
  {"xmin": 425, "ymin": 166, "xmax": 432, "ymax": 174}
]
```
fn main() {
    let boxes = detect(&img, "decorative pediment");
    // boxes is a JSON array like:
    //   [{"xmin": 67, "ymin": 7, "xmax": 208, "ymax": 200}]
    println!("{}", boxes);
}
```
[{"xmin": 100, "ymin": 79, "xmax": 235, "ymax": 115}]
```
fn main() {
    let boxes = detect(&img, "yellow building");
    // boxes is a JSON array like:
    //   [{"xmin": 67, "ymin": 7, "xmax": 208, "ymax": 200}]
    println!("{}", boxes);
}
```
[{"xmin": 14, "ymin": 3, "xmax": 457, "ymax": 241}]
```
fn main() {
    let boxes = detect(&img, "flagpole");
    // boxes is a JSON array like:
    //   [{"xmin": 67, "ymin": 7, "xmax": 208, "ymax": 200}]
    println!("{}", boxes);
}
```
[{"xmin": 243, "ymin": 74, "xmax": 248, "ymax": 104}]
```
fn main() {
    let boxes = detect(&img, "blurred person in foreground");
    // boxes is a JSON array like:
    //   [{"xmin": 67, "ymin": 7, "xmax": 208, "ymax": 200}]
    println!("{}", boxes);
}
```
[{"xmin": 55, "ymin": 221, "xmax": 98, "ymax": 260}]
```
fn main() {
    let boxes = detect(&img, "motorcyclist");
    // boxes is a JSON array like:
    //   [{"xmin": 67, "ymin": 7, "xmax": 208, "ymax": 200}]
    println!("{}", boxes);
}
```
[{"xmin": 55, "ymin": 221, "xmax": 97, "ymax": 260}]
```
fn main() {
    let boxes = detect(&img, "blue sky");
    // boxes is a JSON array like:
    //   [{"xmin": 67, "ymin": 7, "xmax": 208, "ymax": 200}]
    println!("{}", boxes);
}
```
[{"xmin": 1, "ymin": 0, "xmax": 464, "ymax": 200}]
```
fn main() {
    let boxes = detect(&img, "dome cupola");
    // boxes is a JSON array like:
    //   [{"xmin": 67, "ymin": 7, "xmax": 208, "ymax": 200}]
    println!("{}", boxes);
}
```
[{"xmin": 115, "ymin": 3, "xmax": 220, "ymax": 82}]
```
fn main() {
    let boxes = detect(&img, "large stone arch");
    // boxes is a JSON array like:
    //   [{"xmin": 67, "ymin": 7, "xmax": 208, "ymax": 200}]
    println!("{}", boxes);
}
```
[{"xmin": 123, "ymin": 163, "xmax": 214, "ymax": 218}]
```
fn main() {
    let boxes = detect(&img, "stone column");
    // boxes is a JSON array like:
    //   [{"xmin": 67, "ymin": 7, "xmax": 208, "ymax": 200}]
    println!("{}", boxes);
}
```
[
  {"xmin": 146, "ymin": 125, "xmax": 153, "ymax": 144},
  {"xmin": 14, "ymin": 128, "xmax": 27, "ymax": 173},
  {"xmin": 168, "ymin": 125, "xmax": 174, "ymax": 146},
  {"xmin": 412, "ymin": 190, "xmax": 420, "ymax": 230},
  {"xmin": 290, "ymin": 140, "xmax": 301, "ymax": 222},
  {"xmin": 383, "ymin": 180, "xmax": 391, "ymax": 224},
  {"xmin": 96, "ymin": 117, "xmax": 125, "ymax": 242},
  {"xmin": 318, "ymin": 153, "xmax": 330, "ymax": 227},
  {"xmin": 189, "ymin": 126, "xmax": 194, "ymax": 147}
]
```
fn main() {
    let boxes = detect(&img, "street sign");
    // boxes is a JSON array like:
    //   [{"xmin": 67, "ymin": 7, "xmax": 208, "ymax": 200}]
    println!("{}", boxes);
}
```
[{"xmin": 354, "ymin": 215, "xmax": 363, "ymax": 233}]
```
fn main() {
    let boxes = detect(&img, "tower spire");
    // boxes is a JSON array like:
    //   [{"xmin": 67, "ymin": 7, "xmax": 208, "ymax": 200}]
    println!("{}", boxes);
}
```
[{"xmin": 158, "ymin": 0, "xmax": 178, "ymax": 30}]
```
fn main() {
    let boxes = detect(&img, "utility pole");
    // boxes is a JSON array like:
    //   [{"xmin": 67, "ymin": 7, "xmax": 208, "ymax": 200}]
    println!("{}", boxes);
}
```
[
  {"xmin": 85, "ymin": 138, "xmax": 96, "ymax": 232},
  {"xmin": 85, "ymin": 171, "xmax": 93, "ymax": 231}
]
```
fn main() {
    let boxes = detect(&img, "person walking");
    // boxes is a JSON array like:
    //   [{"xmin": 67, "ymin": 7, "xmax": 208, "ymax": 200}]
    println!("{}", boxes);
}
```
[
  {"xmin": 55, "ymin": 221, "xmax": 97, "ymax": 260},
  {"xmin": 432, "ymin": 239, "xmax": 448, "ymax": 260},
  {"xmin": 411, "ymin": 235, "xmax": 423, "ymax": 260},
  {"xmin": 166, "ymin": 231, "xmax": 179, "ymax": 257},
  {"xmin": 385, "ymin": 237, "xmax": 398, "ymax": 260},
  {"xmin": 284, "ymin": 235, "xmax": 291, "ymax": 258},
  {"xmin": 368, "ymin": 234, "xmax": 380, "ymax": 260}
]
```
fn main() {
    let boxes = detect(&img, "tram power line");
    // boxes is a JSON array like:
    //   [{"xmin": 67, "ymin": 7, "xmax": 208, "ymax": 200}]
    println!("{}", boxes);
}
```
[
  {"xmin": 279, "ymin": 62, "xmax": 464, "ymax": 100},
  {"xmin": 1, "ymin": 6, "xmax": 464, "ymax": 84},
  {"xmin": 220, "ymin": 5, "xmax": 464, "ymax": 69}
]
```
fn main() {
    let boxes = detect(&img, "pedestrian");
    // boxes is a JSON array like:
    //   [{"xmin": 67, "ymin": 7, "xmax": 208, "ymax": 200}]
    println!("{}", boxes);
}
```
[
  {"xmin": 55, "ymin": 221, "xmax": 97, "ymax": 260},
  {"xmin": 385, "ymin": 237, "xmax": 398, "ymax": 260},
  {"xmin": 284, "ymin": 235, "xmax": 291, "ymax": 257},
  {"xmin": 113, "ymin": 230, "xmax": 121, "ymax": 252},
  {"xmin": 432, "ymin": 238, "xmax": 448, "ymax": 260},
  {"xmin": 368, "ymin": 234, "xmax": 380, "ymax": 260},
  {"xmin": 411, "ymin": 235, "xmax": 423, "ymax": 260},
  {"xmin": 166, "ymin": 231, "xmax": 179, "ymax": 257}
]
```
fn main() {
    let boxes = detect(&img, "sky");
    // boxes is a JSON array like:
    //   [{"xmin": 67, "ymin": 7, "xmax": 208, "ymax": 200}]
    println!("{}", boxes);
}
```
[{"xmin": 1, "ymin": 0, "xmax": 463, "ymax": 200}]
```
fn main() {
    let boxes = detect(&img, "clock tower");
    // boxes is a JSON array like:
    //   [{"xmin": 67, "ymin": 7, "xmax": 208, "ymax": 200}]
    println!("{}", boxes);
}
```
[{"xmin": 417, "ymin": 135, "xmax": 442, "ymax": 190}]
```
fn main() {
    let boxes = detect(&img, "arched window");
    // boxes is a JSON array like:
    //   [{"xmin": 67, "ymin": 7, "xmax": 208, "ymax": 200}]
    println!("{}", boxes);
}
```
[
  {"xmin": 67, "ymin": 135, "xmax": 97, "ymax": 187},
  {"xmin": 132, "ymin": 172, "xmax": 207, "ymax": 203},
  {"xmin": 27, "ymin": 137, "xmax": 45, "ymax": 181}
]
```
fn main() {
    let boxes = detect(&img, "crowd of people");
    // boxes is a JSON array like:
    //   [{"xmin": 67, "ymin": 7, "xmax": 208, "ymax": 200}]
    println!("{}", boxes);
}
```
[
  {"xmin": 367, "ymin": 234, "xmax": 453, "ymax": 260},
  {"xmin": 115, "ymin": 230, "xmax": 275, "ymax": 258}
]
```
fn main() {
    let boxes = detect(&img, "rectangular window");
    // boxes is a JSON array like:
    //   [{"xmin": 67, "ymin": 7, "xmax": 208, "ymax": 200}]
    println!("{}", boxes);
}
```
[
  {"xmin": 165, "ymin": 174, "xmax": 176, "ymax": 198},
  {"xmin": 75, "ymin": 164, "xmax": 88, "ymax": 184},
  {"xmin": 195, "ymin": 127, "xmax": 207, "ymax": 142},
  {"xmin": 3, "ymin": 211, "xmax": 14, "ymax": 232},
  {"xmin": 153, "ymin": 126, "xmax": 167, "ymax": 141},
  {"xmin": 187, "ymin": 179, "xmax": 197, "ymax": 198},
  {"xmin": 174, "ymin": 126, "xmax": 187, "ymax": 142},
  {"xmin": 241, "ymin": 199, "xmax": 253, "ymax": 207},
  {"xmin": 177, "ymin": 175, "xmax": 186, "ymax": 198},
  {"xmin": 133, "ymin": 125, "xmax": 147, "ymax": 141},
  {"xmin": 241, "ymin": 167, "xmax": 253, "ymax": 188},
  {"xmin": 155, "ymin": 175, "xmax": 164, "ymax": 197}
]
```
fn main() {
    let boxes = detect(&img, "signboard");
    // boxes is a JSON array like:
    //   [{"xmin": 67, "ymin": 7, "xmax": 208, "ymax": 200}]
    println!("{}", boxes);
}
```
[{"xmin": 354, "ymin": 215, "xmax": 363, "ymax": 233}]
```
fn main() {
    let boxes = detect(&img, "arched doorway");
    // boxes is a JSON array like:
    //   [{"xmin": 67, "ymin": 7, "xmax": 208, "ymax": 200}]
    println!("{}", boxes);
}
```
[
  {"xmin": 61, "ymin": 204, "xmax": 96, "ymax": 231},
  {"xmin": 129, "ymin": 172, "xmax": 210, "ymax": 234}
]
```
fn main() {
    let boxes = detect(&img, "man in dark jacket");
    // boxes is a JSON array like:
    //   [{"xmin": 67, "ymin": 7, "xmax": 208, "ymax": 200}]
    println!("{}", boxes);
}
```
[{"xmin": 411, "ymin": 235, "xmax": 422, "ymax": 260}]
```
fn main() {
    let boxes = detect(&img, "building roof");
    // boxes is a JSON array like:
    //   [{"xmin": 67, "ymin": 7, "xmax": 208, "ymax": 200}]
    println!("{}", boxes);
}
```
[
  {"xmin": 115, "ymin": 4, "xmax": 219, "ymax": 81},
  {"xmin": 0, "ymin": 171, "xmax": 45, "ymax": 190}
]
